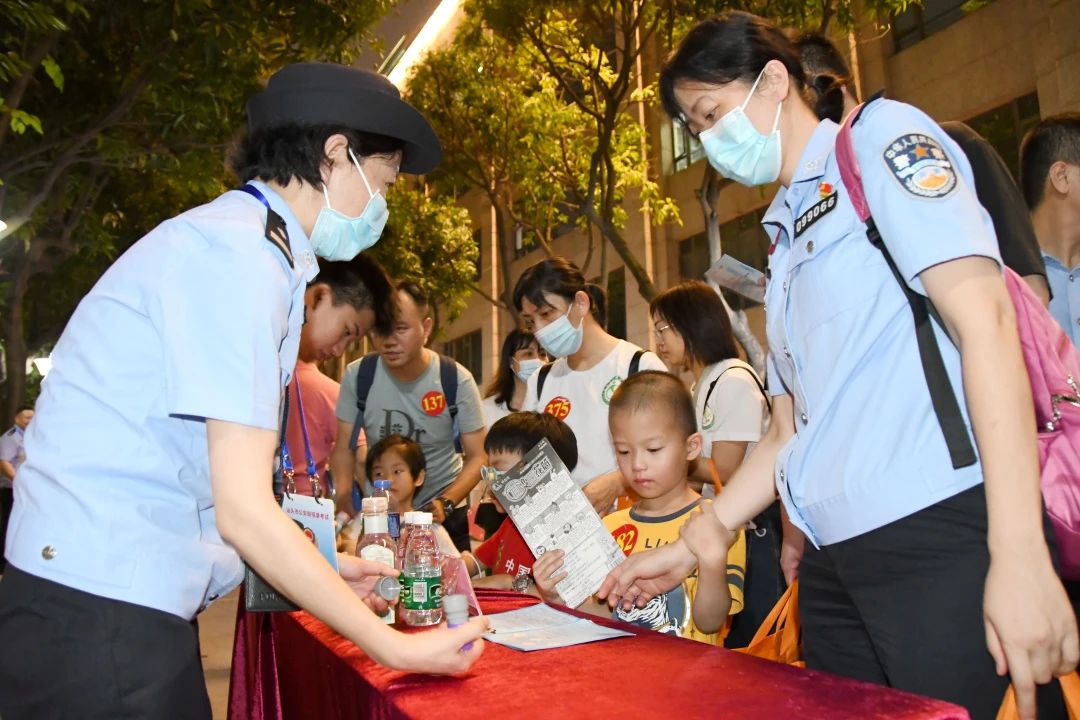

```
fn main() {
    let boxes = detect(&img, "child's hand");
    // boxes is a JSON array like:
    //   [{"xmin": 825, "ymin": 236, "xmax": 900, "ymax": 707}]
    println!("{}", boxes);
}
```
[
  {"xmin": 532, "ymin": 550, "xmax": 568, "ymax": 605},
  {"xmin": 426, "ymin": 500, "xmax": 447, "ymax": 525},
  {"xmin": 679, "ymin": 500, "xmax": 735, "ymax": 570}
]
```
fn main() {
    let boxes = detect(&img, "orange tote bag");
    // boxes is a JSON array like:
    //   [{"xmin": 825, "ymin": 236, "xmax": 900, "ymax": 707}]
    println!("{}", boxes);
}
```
[
  {"xmin": 735, "ymin": 579, "xmax": 803, "ymax": 666},
  {"xmin": 998, "ymin": 673, "xmax": 1080, "ymax": 719}
]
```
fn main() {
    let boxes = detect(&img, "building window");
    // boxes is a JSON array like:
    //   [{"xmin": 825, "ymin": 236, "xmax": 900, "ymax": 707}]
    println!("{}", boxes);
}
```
[
  {"xmin": 678, "ymin": 233, "xmax": 711, "ymax": 281},
  {"xmin": 606, "ymin": 267, "xmax": 626, "ymax": 340},
  {"xmin": 669, "ymin": 120, "xmax": 705, "ymax": 174},
  {"xmin": 892, "ymin": 0, "xmax": 980, "ymax": 52},
  {"xmin": 443, "ymin": 329, "xmax": 483, "ymax": 383},
  {"xmin": 965, "ymin": 92, "xmax": 1041, "ymax": 181},
  {"xmin": 678, "ymin": 207, "xmax": 769, "ymax": 309},
  {"xmin": 513, "ymin": 225, "xmax": 534, "ymax": 260}
]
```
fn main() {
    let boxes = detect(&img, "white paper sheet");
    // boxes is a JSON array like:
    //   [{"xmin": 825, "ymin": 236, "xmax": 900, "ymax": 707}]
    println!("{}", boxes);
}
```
[
  {"xmin": 489, "ymin": 439, "xmax": 625, "ymax": 608},
  {"xmin": 483, "ymin": 603, "xmax": 632, "ymax": 651}
]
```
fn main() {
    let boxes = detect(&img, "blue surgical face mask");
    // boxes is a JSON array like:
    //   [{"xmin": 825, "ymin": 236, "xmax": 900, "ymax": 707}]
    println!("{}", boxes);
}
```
[
  {"xmin": 697, "ymin": 67, "xmax": 783, "ymax": 187},
  {"xmin": 309, "ymin": 149, "xmax": 389, "ymax": 261},
  {"xmin": 513, "ymin": 357, "xmax": 544, "ymax": 383},
  {"xmin": 534, "ymin": 304, "xmax": 584, "ymax": 359}
]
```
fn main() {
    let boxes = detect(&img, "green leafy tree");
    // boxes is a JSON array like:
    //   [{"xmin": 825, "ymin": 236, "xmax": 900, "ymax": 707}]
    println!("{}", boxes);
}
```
[
  {"xmin": 0, "ymin": 0, "xmax": 393, "ymax": 417},
  {"xmin": 405, "ymin": 13, "xmax": 586, "ymax": 318},
  {"xmin": 465, "ymin": 0, "xmax": 913, "ymax": 370},
  {"xmin": 370, "ymin": 187, "xmax": 478, "ymax": 335}
]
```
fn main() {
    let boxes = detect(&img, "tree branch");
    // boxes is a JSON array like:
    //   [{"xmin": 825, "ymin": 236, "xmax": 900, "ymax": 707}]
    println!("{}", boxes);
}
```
[
  {"xmin": 466, "ymin": 280, "xmax": 507, "ymax": 309},
  {"xmin": 0, "ymin": 70, "xmax": 151, "ymax": 242}
]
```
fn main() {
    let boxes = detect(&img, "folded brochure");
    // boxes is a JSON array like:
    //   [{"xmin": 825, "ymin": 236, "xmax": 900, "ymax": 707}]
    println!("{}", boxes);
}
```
[
  {"xmin": 484, "ymin": 602, "xmax": 632, "ymax": 651},
  {"xmin": 488, "ymin": 438, "xmax": 625, "ymax": 608},
  {"xmin": 705, "ymin": 254, "xmax": 766, "ymax": 304}
]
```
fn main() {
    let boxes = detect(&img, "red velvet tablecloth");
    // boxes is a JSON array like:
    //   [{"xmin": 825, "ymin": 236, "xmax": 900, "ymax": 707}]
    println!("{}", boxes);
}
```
[{"xmin": 228, "ymin": 589, "xmax": 969, "ymax": 720}]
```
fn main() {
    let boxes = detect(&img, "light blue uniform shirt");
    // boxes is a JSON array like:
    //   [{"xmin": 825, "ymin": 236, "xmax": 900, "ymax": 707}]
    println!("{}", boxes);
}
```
[
  {"xmin": 5, "ymin": 181, "xmax": 318, "ymax": 619},
  {"xmin": 0, "ymin": 425, "xmax": 26, "ymax": 489},
  {"xmin": 763, "ymin": 100, "xmax": 1001, "ymax": 547},
  {"xmin": 1042, "ymin": 252, "xmax": 1080, "ymax": 347}
]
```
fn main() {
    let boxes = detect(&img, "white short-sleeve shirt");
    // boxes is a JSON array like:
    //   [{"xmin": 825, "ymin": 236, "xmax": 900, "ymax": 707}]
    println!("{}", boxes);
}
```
[
  {"xmin": 523, "ymin": 340, "xmax": 666, "ymax": 486},
  {"xmin": 693, "ymin": 359, "xmax": 768, "ymax": 449}
]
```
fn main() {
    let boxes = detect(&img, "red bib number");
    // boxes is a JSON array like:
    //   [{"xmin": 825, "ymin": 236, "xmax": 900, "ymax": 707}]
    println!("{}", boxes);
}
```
[
  {"xmin": 421, "ymin": 391, "xmax": 447, "ymax": 416},
  {"xmin": 544, "ymin": 396, "xmax": 572, "ymax": 420}
]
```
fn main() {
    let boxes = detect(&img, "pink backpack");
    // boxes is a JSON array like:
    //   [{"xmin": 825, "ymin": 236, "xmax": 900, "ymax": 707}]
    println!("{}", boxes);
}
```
[{"xmin": 835, "ymin": 103, "xmax": 1080, "ymax": 578}]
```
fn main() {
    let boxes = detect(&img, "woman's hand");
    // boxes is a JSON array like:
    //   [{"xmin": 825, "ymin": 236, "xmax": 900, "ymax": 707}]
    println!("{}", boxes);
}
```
[
  {"xmin": 596, "ymin": 540, "xmax": 697, "ymax": 611},
  {"xmin": 984, "ymin": 548, "xmax": 1078, "ymax": 720},
  {"xmin": 679, "ymin": 500, "xmax": 735, "ymax": 569},
  {"xmin": 374, "ymin": 620, "xmax": 489, "ymax": 674},
  {"xmin": 583, "ymin": 471, "xmax": 624, "ymax": 514},
  {"xmin": 779, "ymin": 509, "xmax": 805, "ymax": 585},
  {"xmin": 338, "ymin": 553, "xmax": 398, "ymax": 614}
]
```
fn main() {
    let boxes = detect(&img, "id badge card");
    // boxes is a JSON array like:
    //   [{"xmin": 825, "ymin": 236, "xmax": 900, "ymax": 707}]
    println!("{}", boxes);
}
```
[{"xmin": 281, "ymin": 493, "xmax": 339, "ymax": 572}]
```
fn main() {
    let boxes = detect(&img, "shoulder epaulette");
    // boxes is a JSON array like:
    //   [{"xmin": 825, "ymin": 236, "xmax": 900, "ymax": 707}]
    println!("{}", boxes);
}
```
[{"xmin": 264, "ymin": 209, "xmax": 294, "ymax": 268}]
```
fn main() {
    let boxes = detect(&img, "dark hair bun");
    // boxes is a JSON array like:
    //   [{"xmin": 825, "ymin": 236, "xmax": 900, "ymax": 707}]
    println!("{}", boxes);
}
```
[{"xmin": 809, "ymin": 73, "xmax": 846, "ymax": 124}]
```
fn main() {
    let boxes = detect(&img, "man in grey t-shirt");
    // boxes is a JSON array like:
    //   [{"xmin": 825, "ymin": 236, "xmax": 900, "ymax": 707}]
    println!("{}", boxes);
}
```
[{"xmin": 332, "ymin": 282, "xmax": 486, "ymax": 550}]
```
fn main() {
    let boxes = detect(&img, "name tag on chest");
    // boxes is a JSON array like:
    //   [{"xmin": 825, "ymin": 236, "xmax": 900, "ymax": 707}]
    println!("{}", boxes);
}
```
[{"xmin": 794, "ymin": 192, "xmax": 838, "ymax": 239}]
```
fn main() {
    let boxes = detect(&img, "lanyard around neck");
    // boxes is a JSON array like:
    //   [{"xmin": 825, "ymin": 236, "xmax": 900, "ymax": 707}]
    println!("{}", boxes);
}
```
[{"xmin": 281, "ymin": 376, "xmax": 321, "ymax": 498}]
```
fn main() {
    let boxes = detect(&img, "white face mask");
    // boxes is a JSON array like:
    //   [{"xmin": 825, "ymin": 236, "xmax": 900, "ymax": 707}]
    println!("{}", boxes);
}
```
[
  {"xmin": 697, "ymin": 67, "xmax": 783, "ymax": 187},
  {"xmin": 534, "ymin": 305, "xmax": 585, "ymax": 358},
  {"xmin": 308, "ymin": 149, "xmax": 389, "ymax": 261},
  {"xmin": 513, "ymin": 358, "xmax": 544, "ymax": 382}
]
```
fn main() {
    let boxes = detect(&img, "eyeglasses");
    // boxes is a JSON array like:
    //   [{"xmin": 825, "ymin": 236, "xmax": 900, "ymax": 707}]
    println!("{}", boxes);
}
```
[{"xmin": 653, "ymin": 323, "xmax": 672, "ymax": 340}]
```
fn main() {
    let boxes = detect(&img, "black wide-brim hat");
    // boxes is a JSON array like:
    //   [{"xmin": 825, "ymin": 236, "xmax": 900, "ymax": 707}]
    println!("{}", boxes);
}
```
[{"xmin": 247, "ymin": 62, "xmax": 441, "ymax": 174}]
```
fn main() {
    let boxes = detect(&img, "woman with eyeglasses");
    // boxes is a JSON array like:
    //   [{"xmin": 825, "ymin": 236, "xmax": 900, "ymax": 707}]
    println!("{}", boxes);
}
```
[
  {"xmin": 600, "ymin": 11, "xmax": 1076, "ymax": 719},
  {"xmin": 651, "ymin": 280, "xmax": 768, "ymax": 493},
  {"xmin": 651, "ymin": 280, "xmax": 782, "ymax": 649},
  {"xmin": 513, "ymin": 256, "xmax": 666, "ymax": 511}
]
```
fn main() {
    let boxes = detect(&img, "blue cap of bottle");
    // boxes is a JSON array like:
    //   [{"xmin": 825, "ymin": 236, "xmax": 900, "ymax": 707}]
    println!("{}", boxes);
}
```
[{"xmin": 374, "ymin": 479, "xmax": 391, "ymax": 489}]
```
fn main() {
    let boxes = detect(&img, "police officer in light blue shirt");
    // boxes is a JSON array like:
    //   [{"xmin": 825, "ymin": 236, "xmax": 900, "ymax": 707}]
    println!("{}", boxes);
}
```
[
  {"xmin": 1021, "ymin": 113, "xmax": 1080, "ymax": 348},
  {"xmin": 602, "ymin": 13, "xmax": 1077, "ymax": 720},
  {"xmin": 0, "ymin": 405, "xmax": 33, "ymax": 573},
  {"xmin": 0, "ymin": 63, "xmax": 487, "ymax": 720}
]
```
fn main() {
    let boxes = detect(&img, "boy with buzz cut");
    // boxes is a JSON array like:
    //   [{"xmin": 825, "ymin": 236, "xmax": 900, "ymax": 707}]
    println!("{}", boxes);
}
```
[{"xmin": 534, "ymin": 371, "xmax": 746, "ymax": 644}]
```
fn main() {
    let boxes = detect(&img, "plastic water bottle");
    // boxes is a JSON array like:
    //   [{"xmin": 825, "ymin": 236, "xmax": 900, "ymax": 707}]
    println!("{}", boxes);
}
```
[
  {"xmin": 372, "ymin": 479, "xmax": 401, "ymax": 540},
  {"xmin": 397, "ymin": 511, "xmax": 418, "ymax": 569},
  {"xmin": 400, "ymin": 512, "xmax": 443, "ymax": 627},
  {"xmin": 443, "ymin": 594, "xmax": 473, "ymax": 650},
  {"xmin": 357, "ymin": 497, "xmax": 397, "ymax": 624}
]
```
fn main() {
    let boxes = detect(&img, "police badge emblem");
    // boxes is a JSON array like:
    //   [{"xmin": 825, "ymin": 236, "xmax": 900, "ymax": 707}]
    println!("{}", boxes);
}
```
[{"xmin": 882, "ymin": 133, "xmax": 957, "ymax": 199}]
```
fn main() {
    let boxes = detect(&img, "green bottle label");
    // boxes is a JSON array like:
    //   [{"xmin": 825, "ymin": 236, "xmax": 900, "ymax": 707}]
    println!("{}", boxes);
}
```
[{"xmin": 401, "ymin": 576, "xmax": 442, "ymax": 611}]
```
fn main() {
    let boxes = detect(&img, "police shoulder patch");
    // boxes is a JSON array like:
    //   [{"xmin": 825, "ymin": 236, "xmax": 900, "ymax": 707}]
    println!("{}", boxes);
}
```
[{"xmin": 882, "ymin": 133, "xmax": 957, "ymax": 199}]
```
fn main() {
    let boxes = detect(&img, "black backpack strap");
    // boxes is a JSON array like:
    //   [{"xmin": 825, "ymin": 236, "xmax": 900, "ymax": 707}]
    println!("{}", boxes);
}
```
[
  {"xmin": 536, "ymin": 363, "xmax": 554, "ymax": 401},
  {"xmin": 837, "ymin": 102, "xmax": 976, "ymax": 470},
  {"xmin": 438, "ymin": 354, "xmax": 463, "ymax": 454},
  {"xmin": 628, "ymin": 350, "xmax": 644, "ymax": 377},
  {"xmin": 349, "ymin": 354, "xmax": 379, "ymax": 450},
  {"xmin": 703, "ymin": 363, "xmax": 772, "ymax": 416},
  {"xmin": 866, "ymin": 219, "xmax": 975, "ymax": 468}
]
